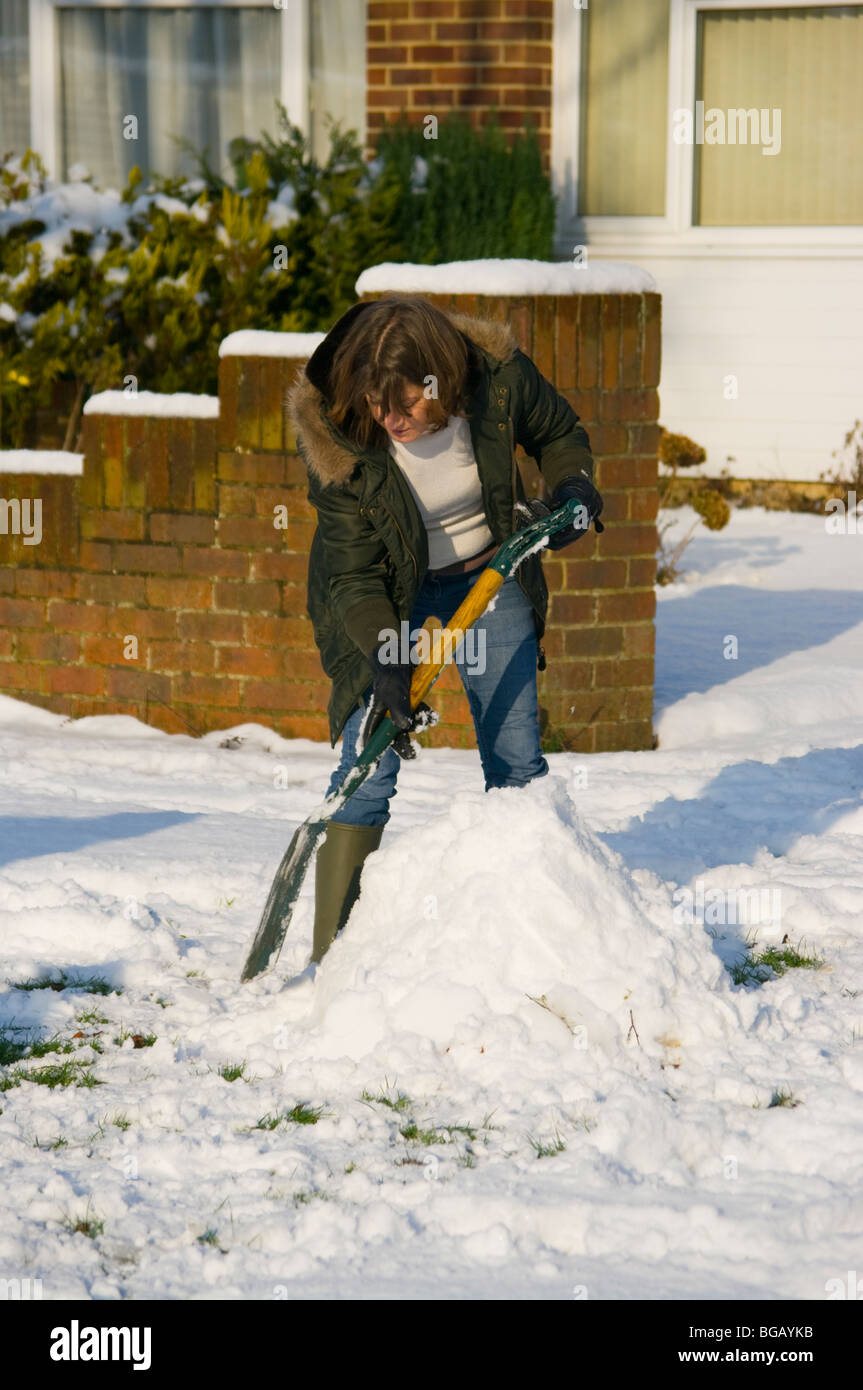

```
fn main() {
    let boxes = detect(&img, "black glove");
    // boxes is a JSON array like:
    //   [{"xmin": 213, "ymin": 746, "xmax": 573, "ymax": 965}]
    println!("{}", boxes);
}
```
[
  {"xmin": 360, "ymin": 646, "xmax": 434, "ymax": 759},
  {"xmin": 546, "ymin": 474, "xmax": 604, "ymax": 551}
]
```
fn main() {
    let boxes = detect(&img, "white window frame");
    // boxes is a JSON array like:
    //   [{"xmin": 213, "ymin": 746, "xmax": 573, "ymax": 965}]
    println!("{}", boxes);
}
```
[
  {"xmin": 552, "ymin": 0, "xmax": 863, "ymax": 258},
  {"xmin": 28, "ymin": 0, "xmax": 310, "ymax": 181}
]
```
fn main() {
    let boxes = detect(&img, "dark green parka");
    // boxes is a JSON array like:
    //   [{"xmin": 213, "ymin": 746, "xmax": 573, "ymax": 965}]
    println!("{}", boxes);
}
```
[{"xmin": 287, "ymin": 302, "xmax": 595, "ymax": 746}]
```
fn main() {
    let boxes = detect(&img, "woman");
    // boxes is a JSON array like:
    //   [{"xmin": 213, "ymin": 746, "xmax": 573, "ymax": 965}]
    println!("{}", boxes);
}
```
[{"xmin": 287, "ymin": 293, "xmax": 602, "ymax": 963}]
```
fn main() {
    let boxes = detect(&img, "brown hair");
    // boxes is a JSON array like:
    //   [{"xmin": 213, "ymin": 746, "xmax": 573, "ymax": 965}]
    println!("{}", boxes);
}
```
[{"xmin": 327, "ymin": 293, "xmax": 482, "ymax": 450}]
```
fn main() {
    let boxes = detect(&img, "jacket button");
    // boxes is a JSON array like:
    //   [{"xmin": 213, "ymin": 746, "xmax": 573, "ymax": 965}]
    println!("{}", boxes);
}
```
[{"xmin": 498, "ymin": 422, "xmax": 505, "ymax": 429}]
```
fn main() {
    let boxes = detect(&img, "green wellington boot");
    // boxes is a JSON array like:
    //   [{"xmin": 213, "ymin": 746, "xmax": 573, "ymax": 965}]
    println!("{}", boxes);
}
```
[{"xmin": 311, "ymin": 822, "xmax": 384, "ymax": 964}]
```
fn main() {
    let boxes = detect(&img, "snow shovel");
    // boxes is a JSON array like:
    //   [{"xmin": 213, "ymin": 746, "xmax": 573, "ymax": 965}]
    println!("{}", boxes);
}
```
[{"xmin": 240, "ymin": 496, "xmax": 593, "ymax": 982}]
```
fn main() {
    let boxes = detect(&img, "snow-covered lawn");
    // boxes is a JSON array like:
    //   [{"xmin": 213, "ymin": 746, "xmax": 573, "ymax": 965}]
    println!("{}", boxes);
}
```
[{"xmin": 1, "ymin": 507, "xmax": 861, "ymax": 1301}]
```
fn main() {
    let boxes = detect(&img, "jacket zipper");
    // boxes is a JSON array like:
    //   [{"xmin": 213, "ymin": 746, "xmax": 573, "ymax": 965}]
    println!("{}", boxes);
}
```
[{"xmin": 377, "ymin": 501, "xmax": 418, "ymax": 582}]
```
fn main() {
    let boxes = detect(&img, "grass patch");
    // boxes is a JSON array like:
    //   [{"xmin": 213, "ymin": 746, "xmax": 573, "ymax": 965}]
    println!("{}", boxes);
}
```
[
  {"xmin": 285, "ymin": 1102, "xmax": 322, "ymax": 1125},
  {"xmin": 528, "ymin": 1130, "xmax": 566, "ymax": 1159},
  {"xmin": 250, "ymin": 1103, "xmax": 324, "ymax": 1131},
  {"xmin": 0, "ymin": 1027, "xmax": 31, "ymax": 1066},
  {"xmin": 196, "ymin": 1228, "xmax": 224, "ymax": 1249},
  {"xmin": 399, "ymin": 1120, "xmax": 448, "ymax": 1146},
  {"xmin": 730, "ymin": 938, "xmax": 824, "ymax": 987},
  {"xmin": 767, "ymin": 1088, "xmax": 801, "ymax": 1110},
  {"xmin": 114, "ymin": 1028, "xmax": 157, "ymax": 1049},
  {"xmin": 292, "ymin": 1189, "xmax": 329, "ymax": 1207},
  {"xmin": 11, "ymin": 971, "xmax": 119, "ymax": 996},
  {"xmin": 63, "ymin": 1205, "xmax": 104, "ymax": 1239},
  {"xmin": 28, "ymin": 1035, "xmax": 75, "ymax": 1059},
  {"xmin": 361, "ymin": 1083, "xmax": 411, "ymax": 1112},
  {"xmin": 29, "ymin": 1061, "xmax": 102, "ymax": 1089},
  {"xmin": 218, "ymin": 1061, "xmax": 247, "ymax": 1083},
  {"xmin": 76, "ymin": 1008, "xmax": 109, "ymax": 1025}
]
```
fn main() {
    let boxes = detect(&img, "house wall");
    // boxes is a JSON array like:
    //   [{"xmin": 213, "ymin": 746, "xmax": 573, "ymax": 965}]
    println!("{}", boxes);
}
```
[
  {"xmin": 583, "ymin": 250, "xmax": 863, "ymax": 484},
  {"xmin": 366, "ymin": 0, "xmax": 554, "ymax": 164},
  {"xmin": 0, "ymin": 292, "xmax": 660, "ymax": 754}
]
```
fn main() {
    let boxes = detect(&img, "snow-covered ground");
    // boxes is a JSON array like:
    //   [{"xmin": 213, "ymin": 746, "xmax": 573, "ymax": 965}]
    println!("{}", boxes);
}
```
[{"xmin": 1, "ymin": 506, "xmax": 861, "ymax": 1301}]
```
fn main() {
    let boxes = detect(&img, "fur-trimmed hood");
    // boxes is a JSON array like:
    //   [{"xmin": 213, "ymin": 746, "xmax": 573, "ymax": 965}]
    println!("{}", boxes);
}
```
[{"xmin": 286, "ymin": 305, "xmax": 518, "ymax": 489}]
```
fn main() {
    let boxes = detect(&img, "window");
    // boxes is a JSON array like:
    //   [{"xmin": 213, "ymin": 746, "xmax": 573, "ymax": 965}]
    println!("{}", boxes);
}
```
[
  {"xmin": 695, "ymin": 5, "xmax": 863, "ymax": 226},
  {"xmin": 0, "ymin": 0, "xmax": 30, "ymax": 156},
  {"xmin": 57, "ymin": 7, "xmax": 281, "ymax": 187},
  {"xmin": 0, "ymin": 0, "xmax": 367, "ymax": 187},
  {"xmin": 309, "ymin": 0, "xmax": 366, "ymax": 163},
  {"xmin": 578, "ymin": 0, "xmax": 671, "ymax": 216}
]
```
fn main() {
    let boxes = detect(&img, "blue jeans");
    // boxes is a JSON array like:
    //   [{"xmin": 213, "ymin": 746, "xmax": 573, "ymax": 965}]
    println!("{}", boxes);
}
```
[{"xmin": 327, "ymin": 568, "xmax": 548, "ymax": 826}]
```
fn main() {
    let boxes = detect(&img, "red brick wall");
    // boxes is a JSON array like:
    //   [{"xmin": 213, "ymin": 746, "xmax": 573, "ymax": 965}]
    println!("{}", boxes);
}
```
[
  {"xmin": 367, "ymin": 0, "xmax": 553, "ymax": 165},
  {"xmin": 0, "ymin": 290, "xmax": 660, "ymax": 753}
]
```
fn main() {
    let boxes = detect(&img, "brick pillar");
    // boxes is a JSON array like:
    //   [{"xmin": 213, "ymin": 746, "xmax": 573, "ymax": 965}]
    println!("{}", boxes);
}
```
[{"xmin": 366, "ymin": 0, "xmax": 554, "ymax": 166}]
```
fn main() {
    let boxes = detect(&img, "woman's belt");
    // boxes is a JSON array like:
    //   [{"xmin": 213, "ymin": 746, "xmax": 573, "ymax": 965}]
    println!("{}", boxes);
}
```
[{"xmin": 428, "ymin": 542, "xmax": 498, "ymax": 578}]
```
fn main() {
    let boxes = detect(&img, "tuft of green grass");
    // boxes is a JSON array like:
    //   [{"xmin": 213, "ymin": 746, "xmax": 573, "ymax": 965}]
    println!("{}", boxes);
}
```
[
  {"xmin": 24, "ymin": 1060, "xmax": 102, "ymax": 1090},
  {"xmin": 361, "ymin": 1084, "xmax": 412, "ymax": 1112},
  {"xmin": 0, "ymin": 1028, "xmax": 31, "ymax": 1066},
  {"xmin": 285, "ymin": 1102, "xmax": 323, "ymax": 1125},
  {"xmin": 12, "ymin": 971, "xmax": 118, "ymax": 996},
  {"xmin": 111, "ymin": 1112, "xmax": 132, "ymax": 1131},
  {"xmin": 767, "ymin": 1087, "xmax": 801, "ymax": 1110},
  {"xmin": 218, "ymin": 1061, "xmax": 247, "ymax": 1083},
  {"xmin": 114, "ymin": 1028, "xmax": 157, "ymax": 1049},
  {"xmin": 756, "ymin": 944, "xmax": 823, "ymax": 976},
  {"xmin": 76, "ymin": 1008, "xmax": 109, "ymax": 1025},
  {"xmin": 729, "ymin": 938, "xmax": 824, "ymax": 987},
  {"xmin": 292, "ymin": 1189, "xmax": 329, "ymax": 1207},
  {"xmin": 250, "ymin": 1103, "xmax": 323, "ymax": 1131},
  {"xmin": 28, "ymin": 1035, "xmax": 75, "ymax": 1059},
  {"xmin": 528, "ymin": 1130, "xmax": 566, "ymax": 1159},
  {"xmin": 197, "ymin": 1228, "xmax": 222, "ymax": 1248},
  {"xmin": 63, "ymin": 1205, "xmax": 104, "ymax": 1239},
  {"xmin": 399, "ymin": 1120, "xmax": 447, "ymax": 1146}
]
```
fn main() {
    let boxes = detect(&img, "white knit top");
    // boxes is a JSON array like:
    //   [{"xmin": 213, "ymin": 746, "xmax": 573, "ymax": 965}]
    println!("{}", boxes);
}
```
[{"xmin": 388, "ymin": 415, "xmax": 494, "ymax": 569}]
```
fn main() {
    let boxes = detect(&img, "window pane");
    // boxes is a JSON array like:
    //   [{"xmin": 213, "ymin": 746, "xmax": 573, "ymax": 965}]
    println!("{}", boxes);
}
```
[
  {"xmin": 579, "ymin": 0, "xmax": 670, "ymax": 216},
  {"xmin": 309, "ymin": 0, "xmax": 366, "ymax": 162},
  {"xmin": 57, "ymin": 7, "xmax": 282, "ymax": 188},
  {"xmin": 0, "ymin": 0, "xmax": 30, "ymax": 156},
  {"xmin": 696, "ymin": 5, "xmax": 863, "ymax": 226}
]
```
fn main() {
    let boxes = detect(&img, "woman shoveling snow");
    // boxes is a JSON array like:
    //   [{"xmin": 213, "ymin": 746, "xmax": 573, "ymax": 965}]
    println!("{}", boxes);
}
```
[{"xmin": 244, "ymin": 292, "xmax": 604, "ymax": 978}]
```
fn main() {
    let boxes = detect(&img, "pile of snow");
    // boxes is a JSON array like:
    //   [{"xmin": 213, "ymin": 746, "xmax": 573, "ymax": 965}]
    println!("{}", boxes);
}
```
[
  {"xmin": 219, "ymin": 330, "xmax": 325, "ymax": 358},
  {"xmin": 0, "ymin": 451, "xmax": 84, "ymax": 475},
  {"xmin": 356, "ymin": 259, "xmax": 657, "ymax": 296},
  {"xmin": 297, "ymin": 778, "xmax": 733, "ymax": 1075},
  {"xmin": 83, "ymin": 391, "xmax": 219, "ymax": 419}
]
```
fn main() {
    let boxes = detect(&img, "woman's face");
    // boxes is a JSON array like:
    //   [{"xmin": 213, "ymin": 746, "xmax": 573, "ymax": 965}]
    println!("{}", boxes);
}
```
[{"xmin": 366, "ymin": 383, "xmax": 434, "ymax": 443}]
